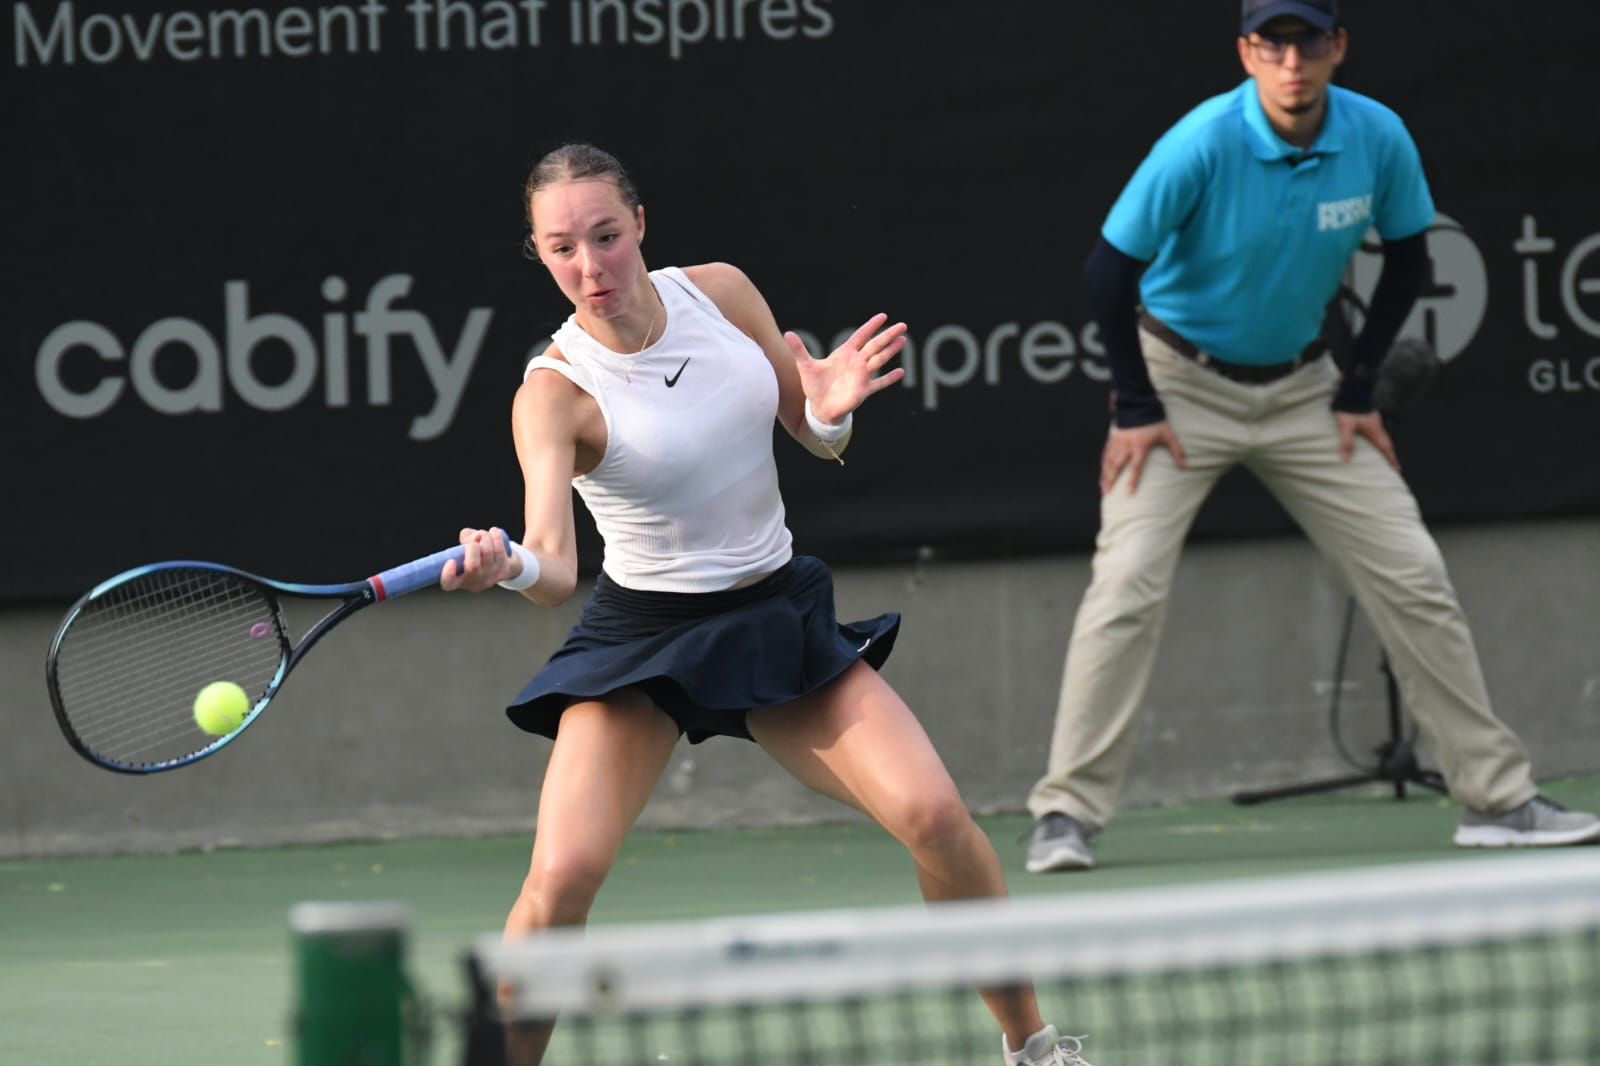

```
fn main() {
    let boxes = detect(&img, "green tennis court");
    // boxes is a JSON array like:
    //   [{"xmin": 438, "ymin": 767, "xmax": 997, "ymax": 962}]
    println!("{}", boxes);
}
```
[{"xmin": 4, "ymin": 776, "xmax": 1598, "ymax": 1066}]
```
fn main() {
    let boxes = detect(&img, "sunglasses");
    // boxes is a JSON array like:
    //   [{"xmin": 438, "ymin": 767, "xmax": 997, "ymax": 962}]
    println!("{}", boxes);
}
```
[{"xmin": 1248, "ymin": 29, "xmax": 1336, "ymax": 63}]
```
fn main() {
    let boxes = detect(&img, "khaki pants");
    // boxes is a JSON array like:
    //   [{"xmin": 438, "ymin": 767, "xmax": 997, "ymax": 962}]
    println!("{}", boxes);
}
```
[{"xmin": 1027, "ymin": 330, "xmax": 1536, "ymax": 828}]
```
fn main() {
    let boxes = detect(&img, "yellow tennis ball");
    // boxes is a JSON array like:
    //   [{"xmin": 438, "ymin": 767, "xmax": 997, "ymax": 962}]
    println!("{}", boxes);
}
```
[{"xmin": 194, "ymin": 681, "xmax": 251, "ymax": 736}]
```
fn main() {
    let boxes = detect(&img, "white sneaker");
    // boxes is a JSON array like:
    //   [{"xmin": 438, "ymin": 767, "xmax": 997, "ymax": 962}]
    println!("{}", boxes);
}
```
[
  {"xmin": 1453, "ymin": 795, "xmax": 1600, "ymax": 847},
  {"xmin": 1003, "ymin": 1025, "xmax": 1093, "ymax": 1066}
]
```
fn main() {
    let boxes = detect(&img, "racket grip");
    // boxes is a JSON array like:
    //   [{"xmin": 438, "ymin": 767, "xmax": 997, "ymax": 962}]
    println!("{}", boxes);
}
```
[{"xmin": 369, "ymin": 533, "xmax": 514, "ymax": 600}]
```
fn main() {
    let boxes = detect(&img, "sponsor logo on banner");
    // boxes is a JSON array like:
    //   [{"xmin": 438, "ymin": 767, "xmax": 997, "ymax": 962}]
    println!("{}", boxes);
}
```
[
  {"xmin": 33, "ymin": 275, "xmax": 492, "ymax": 441},
  {"xmin": 1348, "ymin": 212, "xmax": 1600, "ymax": 393},
  {"xmin": 1348, "ymin": 214, "xmax": 1487, "ymax": 364}
]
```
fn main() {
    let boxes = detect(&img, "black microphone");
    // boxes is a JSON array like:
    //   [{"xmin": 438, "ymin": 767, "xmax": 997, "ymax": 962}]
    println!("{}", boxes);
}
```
[{"xmin": 1374, "ymin": 337, "xmax": 1440, "ymax": 416}]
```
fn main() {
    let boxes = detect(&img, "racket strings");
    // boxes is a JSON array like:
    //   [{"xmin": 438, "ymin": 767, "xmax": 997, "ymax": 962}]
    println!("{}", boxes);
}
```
[{"xmin": 52, "ymin": 569, "xmax": 288, "ymax": 768}]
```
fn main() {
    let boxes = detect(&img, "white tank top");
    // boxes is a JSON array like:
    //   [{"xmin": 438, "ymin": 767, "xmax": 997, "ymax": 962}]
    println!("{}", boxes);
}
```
[{"xmin": 524, "ymin": 267, "xmax": 793, "ymax": 592}]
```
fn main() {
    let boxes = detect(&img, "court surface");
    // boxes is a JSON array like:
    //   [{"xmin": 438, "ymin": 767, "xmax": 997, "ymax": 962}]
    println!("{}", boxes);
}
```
[{"xmin": 4, "ymin": 774, "xmax": 1597, "ymax": 1066}]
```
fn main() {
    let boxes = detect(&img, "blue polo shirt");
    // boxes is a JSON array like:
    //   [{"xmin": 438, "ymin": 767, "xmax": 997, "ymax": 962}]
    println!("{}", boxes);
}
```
[{"xmin": 1102, "ymin": 80, "xmax": 1435, "ymax": 365}]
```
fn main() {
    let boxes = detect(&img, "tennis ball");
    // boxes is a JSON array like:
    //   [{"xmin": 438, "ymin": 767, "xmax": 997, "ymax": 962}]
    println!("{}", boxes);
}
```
[{"xmin": 194, "ymin": 680, "xmax": 251, "ymax": 736}]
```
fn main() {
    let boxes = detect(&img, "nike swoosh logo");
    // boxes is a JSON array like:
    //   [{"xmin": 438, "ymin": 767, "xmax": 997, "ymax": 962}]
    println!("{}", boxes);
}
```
[
  {"xmin": 665, "ymin": 358, "xmax": 690, "ymax": 387},
  {"xmin": 856, "ymin": 639, "xmax": 871, "ymax": 653}
]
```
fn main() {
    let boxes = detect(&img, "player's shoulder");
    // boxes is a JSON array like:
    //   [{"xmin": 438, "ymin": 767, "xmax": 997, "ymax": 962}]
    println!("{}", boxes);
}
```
[
  {"xmin": 1149, "ymin": 83, "xmax": 1250, "ymax": 162},
  {"xmin": 518, "ymin": 344, "xmax": 584, "ymax": 398},
  {"xmin": 1174, "ymin": 84, "xmax": 1250, "ymax": 138},
  {"xmin": 515, "ymin": 346, "xmax": 592, "ymax": 431},
  {"xmin": 677, "ymin": 262, "xmax": 771, "ymax": 331},
  {"xmin": 679, "ymin": 261, "xmax": 755, "ymax": 302},
  {"xmin": 1330, "ymin": 85, "xmax": 1412, "ymax": 138}
]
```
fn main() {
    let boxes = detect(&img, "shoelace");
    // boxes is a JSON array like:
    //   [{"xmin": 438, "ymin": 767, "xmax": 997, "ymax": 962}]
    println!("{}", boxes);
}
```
[
  {"xmin": 1017, "ymin": 813, "xmax": 1073, "ymax": 845},
  {"xmin": 1033, "ymin": 1033, "xmax": 1091, "ymax": 1066}
]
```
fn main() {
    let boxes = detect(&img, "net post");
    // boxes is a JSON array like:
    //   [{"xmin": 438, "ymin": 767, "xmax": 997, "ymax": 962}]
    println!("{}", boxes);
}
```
[
  {"xmin": 289, "ymin": 901, "xmax": 416, "ymax": 1066},
  {"xmin": 458, "ymin": 950, "xmax": 508, "ymax": 1066}
]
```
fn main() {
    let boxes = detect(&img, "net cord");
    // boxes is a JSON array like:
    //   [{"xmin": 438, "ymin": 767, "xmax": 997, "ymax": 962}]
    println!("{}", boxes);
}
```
[{"xmin": 479, "ymin": 852, "xmax": 1600, "ymax": 1018}]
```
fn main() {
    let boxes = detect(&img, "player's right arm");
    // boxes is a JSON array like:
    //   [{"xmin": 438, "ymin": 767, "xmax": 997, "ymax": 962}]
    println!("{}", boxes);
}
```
[
  {"xmin": 1085, "ymin": 238, "xmax": 1189, "ymax": 496},
  {"xmin": 504, "ymin": 360, "xmax": 587, "ymax": 605},
  {"xmin": 1086, "ymin": 236, "xmax": 1161, "ymax": 428},
  {"xmin": 444, "ymin": 356, "xmax": 587, "ymax": 604},
  {"xmin": 1089, "ymin": 119, "xmax": 1212, "ymax": 493}
]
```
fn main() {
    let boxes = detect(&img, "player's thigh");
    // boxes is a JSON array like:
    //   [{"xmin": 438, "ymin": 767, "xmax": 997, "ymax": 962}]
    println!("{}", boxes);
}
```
[
  {"xmin": 1093, "ymin": 443, "xmax": 1225, "ymax": 588},
  {"xmin": 748, "ymin": 662, "xmax": 965, "ymax": 831},
  {"xmin": 1254, "ymin": 434, "xmax": 1442, "ymax": 574},
  {"xmin": 1102, "ymin": 375, "xmax": 1236, "ymax": 529},
  {"xmin": 530, "ymin": 691, "xmax": 680, "ymax": 877}
]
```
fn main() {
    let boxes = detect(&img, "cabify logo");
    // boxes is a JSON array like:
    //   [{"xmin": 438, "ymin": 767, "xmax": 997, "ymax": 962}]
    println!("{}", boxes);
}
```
[{"xmin": 33, "ymin": 275, "xmax": 493, "ymax": 441}]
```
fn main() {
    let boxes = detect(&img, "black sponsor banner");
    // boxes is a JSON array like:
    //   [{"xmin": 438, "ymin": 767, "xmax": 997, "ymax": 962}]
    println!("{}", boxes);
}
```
[{"xmin": 5, "ymin": 1, "xmax": 1599, "ymax": 601}]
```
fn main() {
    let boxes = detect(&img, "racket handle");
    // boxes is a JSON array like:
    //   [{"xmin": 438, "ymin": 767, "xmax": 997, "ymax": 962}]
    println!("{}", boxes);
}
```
[{"xmin": 368, "ymin": 533, "xmax": 513, "ymax": 601}]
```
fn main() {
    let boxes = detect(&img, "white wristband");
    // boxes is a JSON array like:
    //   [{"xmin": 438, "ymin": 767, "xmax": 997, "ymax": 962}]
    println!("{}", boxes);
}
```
[
  {"xmin": 498, "ymin": 541, "xmax": 542, "ymax": 591},
  {"xmin": 804, "ymin": 399, "xmax": 853, "ymax": 443}
]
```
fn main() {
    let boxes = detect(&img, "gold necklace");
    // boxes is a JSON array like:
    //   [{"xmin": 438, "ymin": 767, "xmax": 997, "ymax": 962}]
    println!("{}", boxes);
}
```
[{"xmin": 624, "ymin": 296, "xmax": 659, "ymax": 385}]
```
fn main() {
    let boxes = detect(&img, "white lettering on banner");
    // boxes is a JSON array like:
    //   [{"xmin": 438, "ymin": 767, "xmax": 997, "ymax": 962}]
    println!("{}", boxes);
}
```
[
  {"xmin": 12, "ymin": 0, "xmax": 832, "ymax": 66},
  {"xmin": 1513, "ymin": 217, "xmax": 1600, "ymax": 393},
  {"xmin": 406, "ymin": 0, "xmax": 549, "ymax": 49},
  {"xmin": 1557, "ymin": 233, "xmax": 1600, "ymax": 339},
  {"xmin": 1527, "ymin": 357, "xmax": 1600, "ymax": 393},
  {"xmin": 787, "ymin": 321, "xmax": 1108, "ymax": 412},
  {"xmin": 1511, "ymin": 214, "xmax": 1560, "ymax": 340},
  {"xmin": 564, "ymin": 0, "xmax": 834, "ymax": 60},
  {"xmin": 13, "ymin": 1, "xmax": 390, "ymax": 64},
  {"xmin": 33, "ymin": 275, "xmax": 492, "ymax": 441}
]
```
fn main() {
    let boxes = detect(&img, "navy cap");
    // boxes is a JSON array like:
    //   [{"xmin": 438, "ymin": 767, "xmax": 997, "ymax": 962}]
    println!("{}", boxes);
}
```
[{"xmin": 1241, "ymin": 0, "xmax": 1338, "ymax": 35}]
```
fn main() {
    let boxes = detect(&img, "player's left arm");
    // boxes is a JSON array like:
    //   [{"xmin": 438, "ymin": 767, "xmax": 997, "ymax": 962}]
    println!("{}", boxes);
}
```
[
  {"xmin": 1334, "ymin": 231, "xmax": 1427, "ymax": 416},
  {"xmin": 1332, "ymin": 115, "xmax": 1435, "ymax": 470},
  {"xmin": 683, "ymin": 262, "xmax": 906, "ymax": 459}
]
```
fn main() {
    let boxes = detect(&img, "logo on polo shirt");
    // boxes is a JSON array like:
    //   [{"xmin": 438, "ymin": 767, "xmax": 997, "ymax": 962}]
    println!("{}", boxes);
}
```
[{"xmin": 1318, "ymin": 194, "xmax": 1374, "ymax": 232}]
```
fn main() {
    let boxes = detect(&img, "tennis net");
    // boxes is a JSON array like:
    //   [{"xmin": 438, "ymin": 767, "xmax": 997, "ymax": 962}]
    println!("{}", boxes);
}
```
[{"xmin": 468, "ymin": 852, "xmax": 1600, "ymax": 1066}]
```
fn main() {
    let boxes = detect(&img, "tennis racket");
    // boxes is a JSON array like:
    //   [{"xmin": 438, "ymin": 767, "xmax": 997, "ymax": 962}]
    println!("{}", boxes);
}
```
[{"xmin": 46, "ymin": 537, "xmax": 511, "ymax": 774}]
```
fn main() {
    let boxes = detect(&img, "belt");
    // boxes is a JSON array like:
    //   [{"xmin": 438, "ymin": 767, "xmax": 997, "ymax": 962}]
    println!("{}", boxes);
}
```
[{"xmin": 1139, "ymin": 311, "xmax": 1324, "ymax": 385}]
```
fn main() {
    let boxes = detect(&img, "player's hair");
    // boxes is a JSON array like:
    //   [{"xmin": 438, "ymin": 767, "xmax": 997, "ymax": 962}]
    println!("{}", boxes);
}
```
[{"xmin": 523, "ymin": 143, "xmax": 642, "ymax": 258}]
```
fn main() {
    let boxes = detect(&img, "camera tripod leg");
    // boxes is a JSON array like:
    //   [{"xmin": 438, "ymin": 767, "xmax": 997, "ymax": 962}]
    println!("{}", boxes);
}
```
[{"xmin": 1232, "ymin": 602, "xmax": 1447, "ymax": 808}]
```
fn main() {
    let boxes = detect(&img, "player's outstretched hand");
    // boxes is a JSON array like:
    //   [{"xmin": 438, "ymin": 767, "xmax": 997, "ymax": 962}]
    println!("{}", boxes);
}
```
[
  {"xmin": 440, "ymin": 526, "xmax": 517, "ymax": 592},
  {"xmin": 784, "ymin": 312, "xmax": 908, "ymax": 423}
]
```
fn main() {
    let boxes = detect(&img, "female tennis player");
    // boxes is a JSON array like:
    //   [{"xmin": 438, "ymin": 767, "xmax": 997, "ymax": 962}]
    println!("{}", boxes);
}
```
[{"xmin": 443, "ymin": 143, "xmax": 1093, "ymax": 1066}]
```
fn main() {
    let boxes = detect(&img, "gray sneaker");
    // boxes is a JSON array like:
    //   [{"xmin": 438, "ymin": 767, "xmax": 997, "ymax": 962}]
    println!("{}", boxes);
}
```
[
  {"xmin": 1453, "ymin": 795, "xmax": 1600, "ymax": 848},
  {"xmin": 1025, "ymin": 813, "xmax": 1096, "ymax": 873}
]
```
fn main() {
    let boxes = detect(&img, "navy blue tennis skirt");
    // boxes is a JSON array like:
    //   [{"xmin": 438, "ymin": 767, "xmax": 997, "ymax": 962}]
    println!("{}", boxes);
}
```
[{"xmin": 506, "ymin": 555, "xmax": 900, "ymax": 743}]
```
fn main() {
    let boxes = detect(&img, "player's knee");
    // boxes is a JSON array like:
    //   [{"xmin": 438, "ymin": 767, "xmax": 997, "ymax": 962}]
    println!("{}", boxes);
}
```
[
  {"xmin": 1370, "ymin": 535, "xmax": 1456, "ymax": 605},
  {"xmin": 1077, "ymin": 576, "xmax": 1171, "ymax": 640},
  {"xmin": 891, "ymin": 791, "xmax": 977, "ymax": 857},
  {"xmin": 519, "ymin": 852, "xmax": 613, "ymax": 927},
  {"xmin": 1412, "ymin": 552, "xmax": 1453, "ymax": 597},
  {"xmin": 1087, "ymin": 538, "xmax": 1179, "ymax": 611}
]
